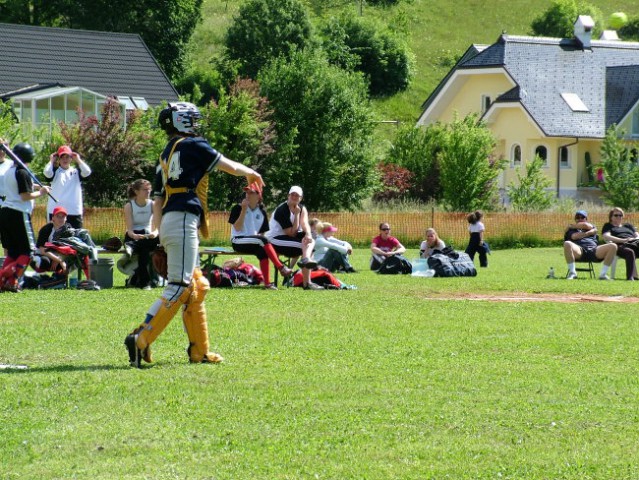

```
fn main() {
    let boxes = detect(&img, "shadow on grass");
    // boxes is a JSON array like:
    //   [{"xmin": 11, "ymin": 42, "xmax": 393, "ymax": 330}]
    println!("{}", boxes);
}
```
[{"xmin": 0, "ymin": 363, "xmax": 135, "ymax": 374}]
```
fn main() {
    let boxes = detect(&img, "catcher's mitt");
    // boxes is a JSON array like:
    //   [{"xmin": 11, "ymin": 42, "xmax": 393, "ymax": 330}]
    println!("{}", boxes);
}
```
[{"xmin": 152, "ymin": 246, "xmax": 168, "ymax": 279}]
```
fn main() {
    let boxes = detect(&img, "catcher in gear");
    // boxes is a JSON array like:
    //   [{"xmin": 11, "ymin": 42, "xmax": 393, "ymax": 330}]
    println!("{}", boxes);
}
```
[{"xmin": 124, "ymin": 102, "xmax": 264, "ymax": 367}]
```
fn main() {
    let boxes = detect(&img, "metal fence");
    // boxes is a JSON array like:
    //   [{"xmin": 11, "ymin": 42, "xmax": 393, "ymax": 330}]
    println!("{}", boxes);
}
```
[{"xmin": 31, "ymin": 206, "xmax": 622, "ymax": 248}]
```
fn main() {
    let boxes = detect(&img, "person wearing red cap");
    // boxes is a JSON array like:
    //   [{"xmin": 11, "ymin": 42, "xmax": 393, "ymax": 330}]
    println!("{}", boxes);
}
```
[
  {"xmin": 43, "ymin": 145, "xmax": 92, "ymax": 229},
  {"xmin": 0, "ymin": 138, "xmax": 51, "ymax": 291},
  {"xmin": 31, "ymin": 206, "xmax": 71, "ymax": 274},
  {"xmin": 228, "ymin": 185, "xmax": 292, "ymax": 289}
]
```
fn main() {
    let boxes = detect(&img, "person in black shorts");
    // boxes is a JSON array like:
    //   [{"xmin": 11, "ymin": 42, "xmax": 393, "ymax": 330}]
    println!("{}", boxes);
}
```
[{"xmin": 563, "ymin": 209, "xmax": 616, "ymax": 280}]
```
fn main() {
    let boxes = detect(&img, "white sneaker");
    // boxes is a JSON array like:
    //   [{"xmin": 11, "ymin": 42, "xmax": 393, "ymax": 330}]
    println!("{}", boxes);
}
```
[
  {"xmin": 599, "ymin": 274, "xmax": 611, "ymax": 281},
  {"xmin": 566, "ymin": 272, "xmax": 578, "ymax": 280}
]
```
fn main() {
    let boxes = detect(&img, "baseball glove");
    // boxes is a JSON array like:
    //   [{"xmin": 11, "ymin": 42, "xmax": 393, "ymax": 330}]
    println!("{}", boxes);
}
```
[
  {"xmin": 102, "ymin": 236, "xmax": 123, "ymax": 252},
  {"xmin": 152, "ymin": 246, "xmax": 168, "ymax": 279}
]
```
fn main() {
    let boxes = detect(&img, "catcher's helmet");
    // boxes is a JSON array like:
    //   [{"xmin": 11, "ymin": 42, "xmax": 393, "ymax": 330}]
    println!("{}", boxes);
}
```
[
  {"xmin": 158, "ymin": 102, "xmax": 201, "ymax": 135},
  {"xmin": 13, "ymin": 143, "xmax": 35, "ymax": 163}
]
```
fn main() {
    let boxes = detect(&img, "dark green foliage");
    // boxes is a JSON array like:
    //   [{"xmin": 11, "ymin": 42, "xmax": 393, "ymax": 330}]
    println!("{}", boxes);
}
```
[
  {"xmin": 387, "ymin": 124, "xmax": 443, "ymax": 201},
  {"xmin": 435, "ymin": 115, "xmax": 504, "ymax": 211},
  {"xmin": 530, "ymin": 0, "xmax": 602, "ymax": 38},
  {"xmin": 507, "ymin": 156, "xmax": 555, "ymax": 212},
  {"xmin": 599, "ymin": 125, "xmax": 639, "ymax": 210},
  {"xmin": 619, "ymin": 17, "xmax": 639, "ymax": 41},
  {"xmin": 0, "ymin": 0, "xmax": 203, "ymax": 80},
  {"xmin": 224, "ymin": 0, "xmax": 314, "ymax": 79},
  {"xmin": 259, "ymin": 50, "xmax": 377, "ymax": 211},
  {"xmin": 58, "ymin": 99, "xmax": 155, "ymax": 206},
  {"xmin": 320, "ymin": 15, "xmax": 414, "ymax": 97},
  {"xmin": 198, "ymin": 79, "xmax": 277, "ymax": 210}
]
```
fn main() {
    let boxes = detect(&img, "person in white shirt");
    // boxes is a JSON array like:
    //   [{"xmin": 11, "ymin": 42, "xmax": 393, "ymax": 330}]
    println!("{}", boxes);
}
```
[
  {"xmin": 314, "ymin": 222, "xmax": 356, "ymax": 273},
  {"xmin": 228, "ymin": 185, "xmax": 292, "ymax": 290},
  {"xmin": 43, "ymin": 145, "xmax": 92, "ymax": 229},
  {"xmin": 420, "ymin": 228, "xmax": 446, "ymax": 259}
]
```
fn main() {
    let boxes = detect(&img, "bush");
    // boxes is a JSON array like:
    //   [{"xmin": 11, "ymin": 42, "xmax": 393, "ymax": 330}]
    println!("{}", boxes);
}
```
[
  {"xmin": 530, "ymin": 0, "xmax": 602, "ymax": 38},
  {"xmin": 373, "ymin": 163, "xmax": 414, "ymax": 202},
  {"xmin": 507, "ymin": 156, "xmax": 555, "ymax": 212},
  {"xmin": 599, "ymin": 125, "xmax": 639, "ymax": 210}
]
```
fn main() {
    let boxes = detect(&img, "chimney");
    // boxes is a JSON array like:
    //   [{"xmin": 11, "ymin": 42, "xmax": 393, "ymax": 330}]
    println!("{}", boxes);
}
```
[{"xmin": 574, "ymin": 15, "xmax": 595, "ymax": 49}]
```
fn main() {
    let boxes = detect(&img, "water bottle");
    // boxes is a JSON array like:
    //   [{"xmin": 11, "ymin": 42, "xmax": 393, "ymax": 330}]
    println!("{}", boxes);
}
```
[
  {"xmin": 424, "ymin": 269, "xmax": 436, "ymax": 278},
  {"xmin": 546, "ymin": 267, "xmax": 556, "ymax": 279}
]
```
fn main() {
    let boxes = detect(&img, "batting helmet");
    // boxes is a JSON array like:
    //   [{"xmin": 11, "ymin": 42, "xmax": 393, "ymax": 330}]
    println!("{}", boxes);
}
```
[
  {"xmin": 13, "ymin": 143, "xmax": 35, "ymax": 163},
  {"xmin": 158, "ymin": 102, "xmax": 201, "ymax": 135}
]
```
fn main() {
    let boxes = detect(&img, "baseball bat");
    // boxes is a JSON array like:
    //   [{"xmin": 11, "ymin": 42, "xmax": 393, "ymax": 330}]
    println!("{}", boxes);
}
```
[{"xmin": 0, "ymin": 143, "xmax": 58, "ymax": 202}]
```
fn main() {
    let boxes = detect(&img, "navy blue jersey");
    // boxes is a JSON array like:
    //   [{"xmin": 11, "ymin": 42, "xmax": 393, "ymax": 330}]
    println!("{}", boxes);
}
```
[{"xmin": 154, "ymin": 136, "xmax": 221, "ymax": 217}]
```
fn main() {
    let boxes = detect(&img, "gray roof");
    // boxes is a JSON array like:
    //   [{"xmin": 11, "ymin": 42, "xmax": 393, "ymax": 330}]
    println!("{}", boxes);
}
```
[
  {"xmin": 0, "ymin": 23, "xmax": 178, "ymax": 106},
  {"xmin": 422, "ymin": 34, "xmax": 639, "ymax": 139}
]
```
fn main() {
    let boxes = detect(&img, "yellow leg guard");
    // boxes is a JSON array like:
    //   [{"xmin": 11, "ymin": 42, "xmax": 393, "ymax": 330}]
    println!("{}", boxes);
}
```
[
  {"xmin": 136, "ymin": 283, "xmax": 193, "ymax": 351},
  {"xmin": 182, "ymin": 268, "xmax": 224, "ymax": 363}
]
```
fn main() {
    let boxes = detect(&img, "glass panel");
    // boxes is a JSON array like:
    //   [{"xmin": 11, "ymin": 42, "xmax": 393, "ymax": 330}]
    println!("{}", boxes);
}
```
[
  {"xmin": 535, "ymin": 146, "xmax": 548, "ymax": 166},
  {"xmin": 13, "ymin": 100, "xmax": 22, "ymax": 121},
  {"xmin": 51, "ymin": 96, "xmax": 65, "ymax": 123},
  {"xmin": 512, "ymin": 144, "xmax": 521, "ymax": 165},
  {"xmin": 82, "ymin": 91, "xmax": 94, "ymax": 116},
  {"xmin": 131, "ymin": 97, "xmax": 149, "ymax": 110},
  {"xmin": 560, "ymin": 146, "xmax": 569, "ymax": 166},
  {"xmin": 633, "ymin": 110, "xmax": 639, "ymax": 136},
  {"xmin": 66, "ymin": 91, "xmax": 81, "ymax": 123},
  {"xmin": 35, "ymin": 98, "xmax": 50, "ymax": 132},
  {"xmin": 22, "ymin": 101, "xmax": 32, "ymax": 124}
]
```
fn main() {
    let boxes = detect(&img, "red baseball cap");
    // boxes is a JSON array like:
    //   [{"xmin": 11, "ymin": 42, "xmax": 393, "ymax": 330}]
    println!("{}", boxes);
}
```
[
  {"xmin": 52, "ymin": 206, "xmax": 68, "ymax": 216},
  {"xmin": 57, "ymin": 145, "xmax": 73, "ymax": 156}
]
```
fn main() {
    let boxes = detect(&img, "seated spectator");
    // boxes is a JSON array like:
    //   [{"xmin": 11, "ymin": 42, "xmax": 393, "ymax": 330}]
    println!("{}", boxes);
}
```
[
  {"xmin": 564, "ymin": 209, "xmax": 617, "ymax": 280},
  {"xmin": 602, "ymin": 207, "xmax": 639, "ymax": 281},
  {"xmin": 228, "ymin": 184, "xmax": 292, "ymax": 290},
  {"xmin": 370, "ymin": 222, "xmax": 407, "ymax": 270},
  {"xmin": 267, "ymin": 185, "xmax": 322, "ymax": 290},
  {"xmin": 420, "ymin": 228, "xmax": 446, "ymax": 259},
  {"xmin": 314, "ymin": 222, "xmax": 355, "ymax": 273},
  {"xmin": 123, "ymin": 179, "xmax": 160, "ymax": 289},
  {"xmin": 31, "ymin": 206, "xmax": 72, "ymax": 275}
]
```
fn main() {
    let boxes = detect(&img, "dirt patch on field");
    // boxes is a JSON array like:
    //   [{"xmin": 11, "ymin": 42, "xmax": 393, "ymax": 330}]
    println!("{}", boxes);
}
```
[{"xmin": 425, "ymin": 292, "xmax": 639, "ymax": 303}]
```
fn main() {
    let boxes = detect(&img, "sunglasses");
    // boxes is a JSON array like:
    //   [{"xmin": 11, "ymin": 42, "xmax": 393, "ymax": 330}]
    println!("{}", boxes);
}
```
[
  {"xmin": 380, "ymin": 228, "xmax": 390, "ymax": 231},
  {"xmin": 613, "ymin": 213, "xmax": 623, "ymax": 217},
  {"xmin": 575, "ymin": 216, "xmax": 585, "ymax": 220}
]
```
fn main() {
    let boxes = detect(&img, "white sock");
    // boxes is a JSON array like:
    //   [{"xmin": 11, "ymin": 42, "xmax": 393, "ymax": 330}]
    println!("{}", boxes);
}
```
[
  {"xmin": 600, "ymin": 264, "xmax": 609, "ymax": 275},
  {"xmin": 568, "ymin": 262, "xmax": 576, "ymax": 274}
]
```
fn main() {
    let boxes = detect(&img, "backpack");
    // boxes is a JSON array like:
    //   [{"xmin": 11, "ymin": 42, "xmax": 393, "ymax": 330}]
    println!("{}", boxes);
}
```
[
  {"xmin": 427, "ymin": 251, "xmax": 477, "ymax": 277},
  {"xmin": 209, "ymin": 267, "xmax": 234, "ymax": 288},
  {"xmin": 377, "ymin": 255, "xmax": 412, "ymax": 275},
  {"xmin": 450, "ymin": 252, "xmax": 477, "ymax": 277},
  {"xmin": 427, "ymin": 253, "xmax": 457, "ymax": 277}
]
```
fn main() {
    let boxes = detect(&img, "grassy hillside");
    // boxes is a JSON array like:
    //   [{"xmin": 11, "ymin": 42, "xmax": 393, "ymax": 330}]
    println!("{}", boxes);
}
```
[{"xmin": 190, "ymin": 0, "xmax": 639, "ymax": 127}]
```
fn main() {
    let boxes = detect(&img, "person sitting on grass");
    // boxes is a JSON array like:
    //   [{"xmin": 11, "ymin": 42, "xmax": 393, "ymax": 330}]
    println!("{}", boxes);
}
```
[
  {"xmin": 370, "ymin": 222, "xmax": 406, "ymax": 270},
  {"xmin": 314, "ymin": 222, "xmax": 356, "ymax": 273},
  {"xmin": 420, "ymin": 227, "xmax": 446, "ymax": 259},
  {"xmin": 564, "ymin": 209, "xmax": 617, "ymax": 280}
]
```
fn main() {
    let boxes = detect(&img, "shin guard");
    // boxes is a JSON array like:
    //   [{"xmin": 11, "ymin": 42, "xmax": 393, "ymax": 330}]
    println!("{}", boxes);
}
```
[
  {"xmin": 136, "ymin": 284, "xmax": 193, "ymax": 351},
  {"xmin": 182, "ymin": 268, "xmax": 223, "ymax": 363}
]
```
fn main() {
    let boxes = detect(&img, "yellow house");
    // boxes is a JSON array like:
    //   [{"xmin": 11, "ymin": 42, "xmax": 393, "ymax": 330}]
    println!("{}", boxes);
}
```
[{"xmin": 417, "ymin": 16, "xmax": 639, "ymax": 203}]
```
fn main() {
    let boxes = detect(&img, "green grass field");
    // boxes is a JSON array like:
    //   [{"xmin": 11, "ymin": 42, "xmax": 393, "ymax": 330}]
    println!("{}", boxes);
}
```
[{"xmin": 2, "ymin": 248, "xmax": 639, "ymax": 479}]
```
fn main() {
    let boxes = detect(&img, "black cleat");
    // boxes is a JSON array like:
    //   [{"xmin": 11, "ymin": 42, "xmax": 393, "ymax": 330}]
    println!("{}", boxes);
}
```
[{"xmin": 124, "ymin": 334, "xmax": 141, "ymax": 368}]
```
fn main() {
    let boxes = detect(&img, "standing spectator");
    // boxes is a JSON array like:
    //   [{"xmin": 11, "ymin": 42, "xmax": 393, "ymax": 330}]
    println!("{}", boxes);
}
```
[
  {"xmin": 123, "ymin": 179, "xmax": 160, "ymax": 289},
  {"xmin": 602, "ymin": 207, "xmax": 639, "ymax": 281},
  {"xmin": 267, "ymin": 186, "xmax": 322, "ymax": 290},
  {"xmin": 314, "ymin": 222, "xmax": 356, "ymax": 273},
  {"xmin": 0, "ymin": 143, "xmax": 15, "ymax": 255},
  {"xmin": 564, "ymin": 210, "xmax": 616, "ymax": 280},
  {"xmin": 420, "ymin": 227, "xmax": 446, "ymax": 259},
  {"xmin": 0, "ymin": 140, "xmax": 50, "ymax": 292},
  {"xmin": 370, "ymin": 222, "xmax": 406, "ymax": 270},
  {"xmin": 124, "ymin": 102, "xmax": 264, "ymax": 368},
  {"xmin": 43, "ymin": 145, "xmax": 91, "ymax": 229},
  {"xmin": 228, "ymin": 184, "xmax": 292, "ymax": 290},
  {"xmin": 465, "ymin": 210, "xmax": 489, "ymax": 268}
]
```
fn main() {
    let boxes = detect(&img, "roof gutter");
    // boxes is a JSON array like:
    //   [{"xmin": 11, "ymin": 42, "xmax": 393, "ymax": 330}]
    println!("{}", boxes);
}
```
[{"xmin": 557, "ymin": 138, "xmax": 579, "ymax": 197}]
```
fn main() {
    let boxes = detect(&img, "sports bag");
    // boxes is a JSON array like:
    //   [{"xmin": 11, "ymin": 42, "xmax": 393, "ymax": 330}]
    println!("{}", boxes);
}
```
[
  {"xmin": 428, "ymin": 251, "xmax": 477, "ymax": 277},
  {"xmin": 427, "ymin": 253, "xmax": 456, "ymax": 277},
  {"xmin": 377, "ymin": 255, "xmax": 412, "ymax": 275}
]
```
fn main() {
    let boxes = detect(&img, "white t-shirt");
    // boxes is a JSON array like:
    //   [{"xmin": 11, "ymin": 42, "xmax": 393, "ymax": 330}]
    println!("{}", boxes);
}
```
[
  {"xmin": 43, "ymin": 162, "xmax": 91, "ymax": 216},
  {"xmin": 0, "ymin": 158, "xmax": 14, "ymax": 205},
  {"xmin": 130, "ymin": 199, "xmax": 153, "ymax": 232},
  {"xmin": 468, "ymin": 221, "xmax": 485, "ymax": 234}
]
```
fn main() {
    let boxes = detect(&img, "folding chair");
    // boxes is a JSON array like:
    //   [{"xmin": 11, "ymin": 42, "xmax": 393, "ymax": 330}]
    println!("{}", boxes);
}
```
[{"xmin": 571, "ymin": 260, "xmax": 595, "ymax": 279}]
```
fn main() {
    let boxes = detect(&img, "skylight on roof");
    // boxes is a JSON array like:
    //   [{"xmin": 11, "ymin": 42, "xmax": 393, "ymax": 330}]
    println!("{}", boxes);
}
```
[{"xmin": 561, "ymin": 93, "xmax": 589, "ymax": 112}]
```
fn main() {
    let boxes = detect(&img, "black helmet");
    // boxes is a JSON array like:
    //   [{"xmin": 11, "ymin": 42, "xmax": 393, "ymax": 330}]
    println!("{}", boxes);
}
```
[{"xmin": 13, "ymin": 143, "xmax": 35, "ymax": 163}]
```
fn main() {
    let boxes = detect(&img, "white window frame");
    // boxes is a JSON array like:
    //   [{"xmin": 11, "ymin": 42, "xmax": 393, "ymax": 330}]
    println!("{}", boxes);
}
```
[
  {"xmin": 511, "ymin": 144, "xmax": 521, "ymax": 167},
  {"xmin": 534, "ymin": 145, "xmax": 549, "ymax": 167}
]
